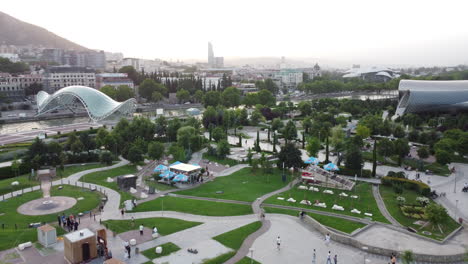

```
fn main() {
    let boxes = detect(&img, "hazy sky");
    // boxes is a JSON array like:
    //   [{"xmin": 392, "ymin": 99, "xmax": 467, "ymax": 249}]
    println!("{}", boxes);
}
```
[{"xmin": 2, "ymin": 0, "xmax": 468, "ymax": 66}]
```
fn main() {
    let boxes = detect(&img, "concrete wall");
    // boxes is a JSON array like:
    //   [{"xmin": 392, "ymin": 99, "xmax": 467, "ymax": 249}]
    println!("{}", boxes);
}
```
[{"xmin": 302, "ymin": 215, "xmax": 465, "ymax": 263}]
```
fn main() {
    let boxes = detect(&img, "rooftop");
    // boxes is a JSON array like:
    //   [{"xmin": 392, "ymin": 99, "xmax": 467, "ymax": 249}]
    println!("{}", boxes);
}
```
[
  {"xmin": 170, "ymin": 163, "xmax": 201, "ymax": 172},
  {"xmin": 64, "ymin": 228, "xmax": 94, "ymax": 243}
]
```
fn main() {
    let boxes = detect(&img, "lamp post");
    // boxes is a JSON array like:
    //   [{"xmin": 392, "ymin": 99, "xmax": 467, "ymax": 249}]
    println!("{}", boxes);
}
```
[
  {"xmin": 454, "ymin": 169, "xmax": 458, "ymax": 193},
  {"xmin": 249, "ymin": 248, "xmax": 254, "ymax": 264},
  {"xmin": 362, "ymin": 246, "xmax": 368, "ymax": 264},
  {"xmin": 455, "ymin": 199, "xmax": 459, "ymax": 220}
]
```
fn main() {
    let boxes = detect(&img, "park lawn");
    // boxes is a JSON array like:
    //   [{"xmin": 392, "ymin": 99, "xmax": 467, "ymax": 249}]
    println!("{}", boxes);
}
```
[
  {"xmin": 213, "ymin": 221, "xmax": 262, "ymax": 250},
  {"xmin": 0, "ymin": 185, "xmax": 101, "ymax": 251},
  {"xmin": 262, "ymin": 207, "xmax": 366, "ymax": 234},
  {"xmin": 131, "ymin": 196, "xmax": 253, "ymax": 216},
  {"xmin": 145, "ymin": 180, "xmax": 175, "ymax": 191},
  {"xmin": 103, "ymin": 217, "xmax": 201, "ymax": 235},
  {"xmin": 202, "ymin": 153, "xmax": 239, "ymax": 166},
  {"xmin": 176, "ymin": 168, "xmax": 291, "ymax": 202},
  {"xmin": 81, "ymin": 165, "xmax": 137, "ymax": 205},
  {"xmin": 236, "ymin": 257, "xmax": 261, "ymax": 264},
  {"xmin": 0, "ymin": 163, "xmax": 107, "ymax": 196},
  {"xmin": 201, "ymin": 251, "xmax": 236, "ymax": 264},
  {"xmin": 379, "ymin": 185, "xmax": 460, "ymax": 240},
  {"xmin": 141, "ymin": 242, "xmax": 180, "ymax": 260},
  {"xmin": 263, "ymin": 183, "xmax": 389, "ymax": 224}
]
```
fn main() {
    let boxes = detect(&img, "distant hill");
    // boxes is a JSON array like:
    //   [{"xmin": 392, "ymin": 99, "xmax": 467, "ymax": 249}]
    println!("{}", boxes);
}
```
[{"xmin": 0, "ymin": 11, "xmax": 88, "ymax": 50}]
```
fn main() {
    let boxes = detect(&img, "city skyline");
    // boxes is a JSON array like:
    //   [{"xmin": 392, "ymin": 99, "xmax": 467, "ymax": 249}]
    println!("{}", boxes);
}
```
[{"xmin": 2, "ymin": 0, "xmax": 468, "ymax": 66}]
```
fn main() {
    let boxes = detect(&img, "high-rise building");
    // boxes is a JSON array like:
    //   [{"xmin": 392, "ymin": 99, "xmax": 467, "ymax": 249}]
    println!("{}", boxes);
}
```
[{"xmin": 208, "ymin": 42, "xmax": 214, "ymax": 66}]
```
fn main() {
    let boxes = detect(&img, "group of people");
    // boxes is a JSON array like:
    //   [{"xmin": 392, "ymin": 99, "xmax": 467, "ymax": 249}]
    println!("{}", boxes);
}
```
[{"xmin": 57, "ymin": 213, "xmax": 79, "ymax": 232}]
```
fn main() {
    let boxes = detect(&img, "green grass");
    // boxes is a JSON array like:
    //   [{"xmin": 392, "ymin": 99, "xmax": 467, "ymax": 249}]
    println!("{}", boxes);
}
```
[
  {"xmin": 81, "ymin": 164, "xmax": 137, "ymax": 205},
  {"xmin": 103, "ymin": 217, "xmax": 201, "ymax": 235},
  {"xmin": 141, "ymin": 242, "xmax": 181, "ymax": 260},
  {"xmin": 0, "ymin": 163, "xmax": 106, "ymax": 196},
  {"xmin": 236, "ymin": 257, "xmax": 261, "ymax": 264},
  {"xmin": 263, "ymin": 183, "xmax": 389, "ymax": 224},
  {"xmin": 131, "ymin": 196, "xmax": 252, "ymax": 216},
  {"xmin": 263, "ymin": 207, "xmax": 366, "ymax": 234},
  {"xmin": 176, "ymin": 168, "xmax": 291, "ymax": 202},
  {"xmin": 202, "ymin": 153, "xmax": 239, "ymax": 166},
  {"xmin": 201, "ymin": 251, "xmax": 236, "ymax": 264},
  {"xmin": 213, "ymin": 221, "xmax": 262, "ymax": 250},
  {"xmin": 402, "ymin": 159, "xmax": 450, "ymax": 176},
  {"xmin": 379, "ymin": 185, "xmax": 460, "ymax": 240},
  {"xmin": 145, "ymin": 180, "xmax": 175, "ymax": 191},
  {"xmin": 0, "ymin": 185, "xmax": 101, "ymax": 251}
]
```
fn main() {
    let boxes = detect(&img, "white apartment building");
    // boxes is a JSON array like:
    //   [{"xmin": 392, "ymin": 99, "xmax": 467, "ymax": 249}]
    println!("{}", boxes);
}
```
[
  {"xmin": 43, "ymin": 72, "xmax": 96, "ymax": 92},
  {"xmin": 274, "ymin": 69, "xmax": 303, "ymax": 90},
  {"xmin": 0, "ymin": 74, "xmax": 43, "ymax": 97}
]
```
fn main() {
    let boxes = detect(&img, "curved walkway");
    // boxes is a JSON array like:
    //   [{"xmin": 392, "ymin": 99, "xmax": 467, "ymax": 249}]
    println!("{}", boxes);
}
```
[
  {"xmin": 371, "ymin": 184, "xmax": 402, "ymax": 227},
  {"xmin": 225, "ymin": 178, "xmax": 299, "ymax": 264}
]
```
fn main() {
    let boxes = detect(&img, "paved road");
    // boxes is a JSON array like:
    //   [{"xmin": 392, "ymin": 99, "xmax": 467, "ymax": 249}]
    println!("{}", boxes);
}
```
[{"xmin": 372, "ymin": 184, "xmax": 402, "ymax": 227}]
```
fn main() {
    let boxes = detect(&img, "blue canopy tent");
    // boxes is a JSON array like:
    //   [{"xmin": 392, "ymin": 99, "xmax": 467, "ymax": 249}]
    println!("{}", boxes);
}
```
[
  {"xmin": 172, "ymin": 174, "xmax": 189, "ymax": 182},
  {"xmin": 323, "ymin": 162, "xmax": 339, "ymax": 171},
  {"xmin": 154, "ymin": 164, "xmax": 168, "ymax": 172},
  {"xmin": 160, "ymin": 170, "xmax": 176, "ymax": 179},
  {"xmin": 170, "ymin": 161, "xmax": 182, "ymax": 167},
  {"xmin": 305, "ymin": 157, "xmax": 319, "ymax": 165}
]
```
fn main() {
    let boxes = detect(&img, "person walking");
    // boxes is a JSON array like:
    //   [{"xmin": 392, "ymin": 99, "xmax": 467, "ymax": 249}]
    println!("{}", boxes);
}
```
[
  {"xmin": 326, "ymin": 251, "xmax": 332, "ymax": 264},
  {"xmin": 121, "ymin": 208, "xmax": 125, "ymax": 217},
  {"xmin": 124, "ymin": 241, "xmax": 131, "ymax": 259},
  {"xmin": 276, "ymin": 236, "xmax": 281, "ymax": 250},
  {"xmin": 139, "ymin": 224, "xmax": 144, "ymax": 236},
  {"xmin": 391, "ymin": 253, "xmax": 396, "ymax": 264},
  {"xmin": 325, "ymin": 233, "xmax": 331, "ymax": 245},
  {"xmin": 334, "ymin": 254, "xmax": 337, "ymax": 264},
  {"xmin": 57, "ymin": 215, "xmax": 61, "ymax": 226}
]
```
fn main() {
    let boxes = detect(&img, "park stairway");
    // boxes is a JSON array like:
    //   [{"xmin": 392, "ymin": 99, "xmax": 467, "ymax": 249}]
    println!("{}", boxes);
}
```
[{"xmin": 302, "ymin": 166, "xmax": 355, "ymax": 190}]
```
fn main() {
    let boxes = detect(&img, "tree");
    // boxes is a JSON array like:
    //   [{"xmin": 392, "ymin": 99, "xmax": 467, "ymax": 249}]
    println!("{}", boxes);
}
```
[
  {"xmin": 151, "ymin": 91, "xmax": 164, "ymax": 102},
  {"xmin": 100, "ymin": 85, "xmax": 117, "ymax": 99},
  {"xmin": 169, "ymin": 144, "xmax": 186, "ymax": 162},
  {"xmin": 176, "ymin": 89, "xmax": 190, "ymax": 103},
  {"xmin": 11, "ymin": 157, "xmax": 20, "ymax": 178},
  {"xmin": 425, "ymin": 203, "xmax": 449, "ymax": 229},
  {"xmin": 372, "ymin": 140, "xmax": 377, "ymax": 177},
  {"xmin": 217, "ymin": 140, "xmax": 230, "ymax": 158},
  {"xmin": 250, "ymin": 109, "xmax": 265, "ymax": 125},
  {"xmin": 221, "ymin": 87, "xmax": 241, "ymax": 107},
  {"xmin": 194, "ymin": 90, "xmax": 204, "ymax": 103},
  {"xmin": 148, "ymin": 141, "xmax": 165, "ymax": 160},
  {"xmin": 394, "ymin": 138, "xmax": 410, "ymax": 166},
  {"xmin": 212, "ymin": 126, "xmax": 226, "ymax": 142},
  {"xmin": 166, "ymin": 119, "xmax": 181, "ymax": 142},
  {"xmin": 203, "ymin": 91, "xmax": 221, "ymax": 107},
  {"xmin": 434, "ymin": 138, "xmax": 457, "ymax": 154},
  {"xmin": 435, "ymin": 150, "xmax": 452, "ymax": 165},
  {"xmin": 177, "ymin": 126, "xmax": 196, "ymax": 150},
  {"xmin": 128, "ymin": 144, "xmax": 144, "ymax": 164},
  {"xmin": 139, "ymin": 79, "xmax": 167, "ymax": 101},
  {"xmin": 71, "ymin": 140, "xmax": 84, "ymax": 154},
  {"xmin": 264, "ymin": 78, "xmax": 279, "ymax": 94},
  {"xmin": 119, "ymin": 66, "xmax": 138, "ymax": 84},
  {"xmin": 257, "ymin": 89, "xmax": 276, "ymax": 107},
  {"xmin": 271, "ymin": 118, "xmax": 283, "ymax": 132},
  {"xmin": 306, "ymin": 137, "xmax": 320, "ymax": 156},
  {"xmin": 96, "ymin": 128, "xmax": 109, "ymax": 148},
  {"xmin": 330, "ymin": 126, "xmax": 345, "ymax": 151},
  {"xmin": 277, "ymin": 143, "xmax": 302, "ymax": 169},
  {"xmin": 393, "ymin": 125, "xmax": 406, "ymax": 138},
  {"xmin": 115, "ymin": 85, "xmax": 134, "ymax": 101},
  {"xmin": 100, "ymin": 151, "xmax": 113, "ymax": 165},
  {"xmin": 302, "ymin": 117, "xmax": 312, "ymax": 134},
  {"xmin": 377, "ymin": 138, "xmax": 394, "ymax": 159},
  {"xmin": 356, "ymin": 125, "xmax": 371, "ymax": 139},
  {"xmin": 297, "ymin": 101, "xmax": 312, "ymax": 116},
  {"xmin": 417, "ymin": 147, "xmax": 429, "ymax": 159},
  {"xmin": 283, "ymin": 120, "xmax": 297, "ymax": 143},
  {"xmin": 401, "ymin": 250, "xmax": 414, "ymax": 264},
  {"xmin": 345, "ymin": 145, "xmax": 363, "ymax": 171}
]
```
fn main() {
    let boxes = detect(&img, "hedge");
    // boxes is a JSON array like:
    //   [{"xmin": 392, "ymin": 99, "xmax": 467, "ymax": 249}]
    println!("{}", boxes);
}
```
[
  {"xmin": 381, "ymin": 176, "xmax": 431, "ymax": 196},
  {"xmin": 338, "ymin": 166, "xmax": 372, "ymax": 178},
  {"xmin": 0, "ymin": 162, "xmax": 31, "ymax": 180}
]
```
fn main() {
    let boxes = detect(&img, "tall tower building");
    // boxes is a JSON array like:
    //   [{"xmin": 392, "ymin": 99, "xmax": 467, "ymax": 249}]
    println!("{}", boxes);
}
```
[{"xmin": 208, "ymin": 42, "xmax": 214, "ymax": 66}]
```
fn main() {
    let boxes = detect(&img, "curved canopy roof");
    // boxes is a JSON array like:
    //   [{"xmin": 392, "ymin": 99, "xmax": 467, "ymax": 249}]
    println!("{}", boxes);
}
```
[
  {"xmin": 396, "ymin": 80, "xmax": 468, "ymax": 116},
  {"xmin": 37, "ymin": 86, "xmax": 136, "ymax": 122},
  {"xmin": 399, "ymin": 80, "xmax": 468, "ymax": 92}
]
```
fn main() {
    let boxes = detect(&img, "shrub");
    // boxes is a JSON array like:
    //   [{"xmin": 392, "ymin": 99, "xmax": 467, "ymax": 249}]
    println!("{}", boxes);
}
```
[
  {"xmin": 381, "ymin": 176, "xmax": 431, "ymax": 196},
  {"xmin": 397, "ymin": 196, "xmax": 406, "ymax": 205},
  {"xmin": 387, "ymin": 171, "xmax": 406, "ymax": 179},
  {"xmin": 0, "ymin": 162, "xmax": 31, "ymax": 180}
]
